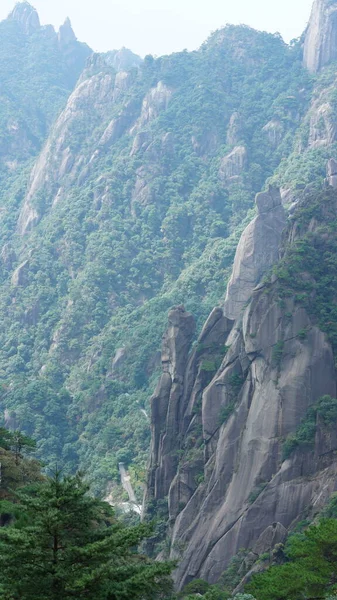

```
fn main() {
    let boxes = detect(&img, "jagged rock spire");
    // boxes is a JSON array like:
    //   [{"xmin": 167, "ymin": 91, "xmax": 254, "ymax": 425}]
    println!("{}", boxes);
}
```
[
  {"xmin": 9, "ymin": 1, "xmax": 40, "ymax": 35},
  {"xmin": 58, "ymin": 17, "xmax": 76, "ymax": 47},
  {"xmin": 304, "ymin": 0, "xmax": 337, "ymax": 72}
]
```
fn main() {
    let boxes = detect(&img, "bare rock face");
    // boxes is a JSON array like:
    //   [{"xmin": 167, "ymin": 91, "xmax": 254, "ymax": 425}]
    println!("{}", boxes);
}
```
[
  {"xmin": 105, "ymin": 48, "xmax": 142, "ymax": 72},
  {"xmin": 147, "ymin": 306, "xmax": 196, "ymax": 502},
  {"xmin": 262, "ymin": 120, "xmax": 284, "ymax": 147},
  {"xmin": 130, "ymin": 82, "xmax": 172, "ymax": 134},
  {"xmin": 9, "ymin": 2, "xmax": 40, "ymax": 35},
  {"xmin": 309, "ymin": 100, "xmax": 336, "ymax": 147},
  {"xmin": 327, "ymin": 157, "xmax": 337, "ymax": 188},
  {"xmin": 219, "ymin": 146, "xmax": 247, "ymax": 184},
  {"xmin": 113, "ymin": 71, "xmax": 134, "ymax": 102},
  {"xmin": 11, "ymin": 260, "xmax": 30, "ymax": 286},
  {"xmin": 223, "ymin": 187, "xmax": 286, "ymax": 321},
  {"xmin": 304, "ymin": 0, "xmax": 337, "ymax": 73},
  {"xmin": 145, "ymin": 181, "xmax": 337, "ymax": 590},
  {"xmin": 17, "ymin": 59, "xmax": 118, "ymax": 234},
  {"xmin": 58, "ymin": 18, "xmax": 76, "ymax": 48},
  {"xmin": 226, "ymin": 112, "xmax": 241, "ymax": 147},
  {"xmin": 252, "ymin": 523, "xmax": 287, "ymax": 556},
  {"xmin": 1, "ymin": 243, "xmax": 16, "ymax": 270}
]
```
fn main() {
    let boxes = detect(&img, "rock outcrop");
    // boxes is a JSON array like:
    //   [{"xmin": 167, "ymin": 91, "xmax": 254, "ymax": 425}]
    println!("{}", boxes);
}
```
[
  {"xmin": 327, "ymin": 157, "xmax": 337, "ymax": 187},
  {"xmin": 219, "ymin": 146, "xmax": 247, "ymax": 184},
  {"xmin": 9, "ymin": 2, "xmax": 40, "ymax": 35},
  {"xmin": 223, "ymin": 186, "xmax": 286, "ymax": 320},
  {"xmin": 262, "ymin": 120, "xmax": 284, "ymax": 147},
  {"xmin": 130, "ymin": 82, "xmax": 172, "ymax": 134},
  {"xmin": 17, "ymin": 58, "xmax": 118, "ymax": 234},
  {"xmin": 304, "ymin": 0, "xmax": 337, "ymax": 72},
  {"xmin": 145, "ymin": 182, "xmax": 337, "ymax": 589},
  {"xmin": 58, "ymin": 18, "xmax": 76, "ymax": 47},
  {"xmin": 105, "ymin": 48, "xmax": 142, "ymax": 72}
]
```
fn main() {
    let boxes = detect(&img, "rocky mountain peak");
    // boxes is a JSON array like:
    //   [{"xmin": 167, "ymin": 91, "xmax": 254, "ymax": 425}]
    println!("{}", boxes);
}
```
[
  {"xmin": 9, "ymin": 1, "xmax": 40, "ymax": 35},
  {"xmin": 304, "ymin": 0, "xmax": 337, "ymax": 72},
  {"xmin": 58, "ymin": 17, "xmax": 76, "ymax": 47},
  {"xmin": 223, "ymin": 187, "xmax": 286, "ymax": 321}
]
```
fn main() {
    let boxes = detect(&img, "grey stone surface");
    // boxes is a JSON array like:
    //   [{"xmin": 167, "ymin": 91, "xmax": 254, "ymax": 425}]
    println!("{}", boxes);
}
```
[
  {"xmin": 327, "ymin": 157, "xmax": 337, "ymax": 188},
  {"xmin": 219, "ymin": 146, "xmax": 247, "ymax": 184},
  {"xmin": 304, "ymin": 0, "xmax": 337, "ymax": 73},
  {"xmin": 223, "ymin": 187, "xmax": 286, "ymax": 321},
  {"xmin": 9, "ymin": 2, "xmax": 40, "ymax": 35},
  {"xmin": 145, "ymin": 180, "xmax": 337, "ymax": 589}
]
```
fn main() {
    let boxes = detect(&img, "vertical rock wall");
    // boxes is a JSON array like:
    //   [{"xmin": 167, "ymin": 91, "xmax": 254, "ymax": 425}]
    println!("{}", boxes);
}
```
[
  {"xmin": 145, "ymin": 184, "xmax": 337, "ymax": 589},
  {"xmin": 304, "ymin": 0, "xmax": 337, "ymax": 72}
]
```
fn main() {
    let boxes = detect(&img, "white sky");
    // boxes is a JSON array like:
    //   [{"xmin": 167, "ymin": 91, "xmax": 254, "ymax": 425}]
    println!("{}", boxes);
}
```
[{"xmin": 0, "ymin": 0, "xmax": 314, "ymax": 57}]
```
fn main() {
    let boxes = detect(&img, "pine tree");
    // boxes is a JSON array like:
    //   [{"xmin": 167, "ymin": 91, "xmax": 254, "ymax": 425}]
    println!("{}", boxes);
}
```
[{"xmin": 0, "ymin": 472, "xmax": 173, "ymax": 600}]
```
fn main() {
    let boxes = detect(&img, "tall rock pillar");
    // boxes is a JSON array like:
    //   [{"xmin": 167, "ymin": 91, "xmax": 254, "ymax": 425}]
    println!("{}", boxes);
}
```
[{"xmin": 304, "ymin": 0, "xmax": 337, "ymax": 72}]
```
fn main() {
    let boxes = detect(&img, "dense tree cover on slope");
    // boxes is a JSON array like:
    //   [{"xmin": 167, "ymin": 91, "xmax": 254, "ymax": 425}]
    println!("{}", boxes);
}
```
[{"xmin": 0, "ymin": 16, "xmax": 318, "ymax": 495}]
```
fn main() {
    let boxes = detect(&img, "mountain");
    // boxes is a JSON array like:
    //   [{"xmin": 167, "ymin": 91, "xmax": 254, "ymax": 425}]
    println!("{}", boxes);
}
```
[
  {"xmin": 1, "ymin": 0, "xmax": 337, "ymax": 588},
  {"xmin": 0, "ymin": 2, "xmax": 91, "ymax": 175},
  {"xmin": 0, "ymin": 7, "xmax": 313, "ymax": 497},
  {"xmin": 144, "ymin": 0, "xmax": 337, "ymax": 590}
]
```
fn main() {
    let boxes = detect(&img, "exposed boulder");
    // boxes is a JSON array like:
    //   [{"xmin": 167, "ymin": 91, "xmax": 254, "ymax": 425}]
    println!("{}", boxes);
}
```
[
  {"xmin": 99, "ymin": 101, "xmax": 138, "ymax": 148},
  {"xmin": 1, "ymin": 243, "xmax": 16, "ymax": 270},
  {"xmin": 309, "ymin": 101, "xmax": 336, "ymax": 147},
  {"xmin": 130, "ymin": 132, "xmax": 152, "ymax": 156},
  {"xmin": 223, "ymin": 186, "xmax": 286, "ymax": 321},
  {"xmin": 303, "ymin": 0, "xmax": 337, "ymax": 72},
  {"xmin": 252, "ymin": 522, "xmax": 288, "ymax": 556},
  {"xmin": 113, "ymin": 71, "xmax": 134, "ymax": 102}
]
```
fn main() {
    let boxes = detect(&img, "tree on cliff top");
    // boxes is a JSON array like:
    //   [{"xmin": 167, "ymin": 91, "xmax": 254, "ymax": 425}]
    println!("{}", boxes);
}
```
[{"xmin": 0, "ymin": 472, "xmax": 173, "ymax": 600}]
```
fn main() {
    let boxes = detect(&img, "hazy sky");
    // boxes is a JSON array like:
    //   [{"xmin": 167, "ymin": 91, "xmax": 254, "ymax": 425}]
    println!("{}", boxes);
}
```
[{"xmin": 0, "ymin": 0, "xmax": 314, "ymax": 57}]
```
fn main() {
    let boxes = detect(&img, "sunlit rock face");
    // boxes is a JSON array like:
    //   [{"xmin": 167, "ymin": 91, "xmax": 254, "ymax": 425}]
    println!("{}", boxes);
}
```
[{"xmin": 304, "ymin": 0, "xmax": 337, "ymax": 72}]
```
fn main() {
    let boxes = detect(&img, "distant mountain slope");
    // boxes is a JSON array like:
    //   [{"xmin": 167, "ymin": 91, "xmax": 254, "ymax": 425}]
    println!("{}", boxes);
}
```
[
  {"xmin": 0, "ymin": 2, "xmax": 91, "ymax": 174},
  {"xmin": 0, "ymin": 13, "xmax": 315, "ymax": 496}
]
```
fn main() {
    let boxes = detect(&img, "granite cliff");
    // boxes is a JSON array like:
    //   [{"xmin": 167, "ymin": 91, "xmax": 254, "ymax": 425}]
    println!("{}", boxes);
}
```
[
  {"xmin": 304, "ymin": 0, "xmax": 337, "ymax": 72},
  {"xmin": 146, "ymin": 178, "xmax": 337, "ymax": 588}
]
